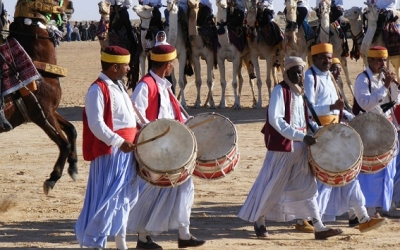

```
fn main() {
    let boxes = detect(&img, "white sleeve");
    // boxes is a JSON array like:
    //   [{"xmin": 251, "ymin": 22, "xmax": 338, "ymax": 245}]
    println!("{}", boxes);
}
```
[
  {"xmin": 85, "ymin": 85, "xmax": 125, "ymax": 147},
  {"xmin": 269, "ymin": 85, "xmax": 306, "ymax": 141},
  {"xmin": 131, "ymin": 81, "xmax": 151, "ymax": 124},
  {"xmin": 354, "ymin": 74, "xmax": 388, "ymax": 112}
]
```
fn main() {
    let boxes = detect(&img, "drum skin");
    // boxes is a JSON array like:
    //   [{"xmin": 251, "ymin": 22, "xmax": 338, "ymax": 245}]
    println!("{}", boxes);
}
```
[
  {"xmin": 134, "ymin": 119, "xmax": 197, "ymax": 187},
  {"xmin": 185, "ymin": 113, "xmax": 239, "ymax": 179},
  {"xmin": 349, "ymin": 112, "xmax": 397, "ymax": 174},
  {"xmin": 309, "ymin": 123, "xmax": 363, "ymax": 186}
]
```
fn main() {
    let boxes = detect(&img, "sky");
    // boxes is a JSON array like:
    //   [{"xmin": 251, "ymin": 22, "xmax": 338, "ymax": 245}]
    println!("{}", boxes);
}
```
[{"xmin": 3, "ymin": 0, "xmax": 388, "ymax": 22}]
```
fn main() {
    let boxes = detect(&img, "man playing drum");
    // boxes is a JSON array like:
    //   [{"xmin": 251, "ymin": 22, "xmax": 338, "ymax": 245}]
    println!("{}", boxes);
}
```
[
  {"xmin": 128, "ymin": 43, "xmax": 206, "ymax": 249},
  {"xmin": 238, "ymin": 56, "xmax": 343, "ymax": 240},
  {"xmin": 75, "ymin": 46, "xmax": 139, "ymax": 250},
  {"xmin": 353, "ymin": 45, "xmax": 400, "ymax": 217},
  {"xmin": 304, "ymin": 43, "xmax": 387, "ymax": 232}
]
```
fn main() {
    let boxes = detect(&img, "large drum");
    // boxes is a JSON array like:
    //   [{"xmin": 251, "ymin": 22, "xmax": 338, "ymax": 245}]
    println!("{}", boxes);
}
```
[
  {"xmin": 134, "ymin": 119, "xmax": 197, "ymax": 187},
  {"xmin": 185, "ymin": 113, "xmax": 239, "ymax": 179},
  {"xmin": 349, "ymin": 112, "xmax": 397, "ymax": 174},
  {"xmin": 309, "ymin": 123, "xmax": 363, "ymax": 186}
]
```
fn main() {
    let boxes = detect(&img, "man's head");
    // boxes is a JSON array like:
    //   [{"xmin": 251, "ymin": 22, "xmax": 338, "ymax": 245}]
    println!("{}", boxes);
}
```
[
  {"xmin": 311, "ymin": 43, "xmax": 333, "ymax": 72},
  {"xmin": 150, "ymin": 44, "xmax": 177, "ymax": 77},
  {"xmin": 101, "ymin": 46, "xmax": 131, "ymax": 80},
  {"xmin": 330, "ymin": 57, "xmax": 342, "ymax": 79},
  {"xmin": 285, "ymin": 56, "xmax": 305, "ymax": 85},
  {"xmin": 367, "ymin": 46, "xmax": 388, "ymax": 74}
]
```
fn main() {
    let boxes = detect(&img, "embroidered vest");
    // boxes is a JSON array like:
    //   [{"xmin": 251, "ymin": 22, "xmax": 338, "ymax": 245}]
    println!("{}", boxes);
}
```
[
  {"xmin": 261, "ymin": 81, "xmax": 309, "ymax": 152},
  {"xmin": 139, "ymin": 74, "xmax": 184, "ymax": 123}
]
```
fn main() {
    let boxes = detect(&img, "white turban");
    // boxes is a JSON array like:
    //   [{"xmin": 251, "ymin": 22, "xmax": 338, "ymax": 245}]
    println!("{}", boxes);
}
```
[{"xmin": 284, "ymin": 56, "xmax": 305, "ymax": 71}]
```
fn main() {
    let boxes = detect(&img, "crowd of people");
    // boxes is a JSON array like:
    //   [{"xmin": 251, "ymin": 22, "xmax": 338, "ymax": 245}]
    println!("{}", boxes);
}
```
[
  {"xmin": 72, "ymin": 0, "xmax": 400, "ymax": 249},
  {"xmin": 64, "ymin": 21, "xmax": 98, "ymax": 42}
]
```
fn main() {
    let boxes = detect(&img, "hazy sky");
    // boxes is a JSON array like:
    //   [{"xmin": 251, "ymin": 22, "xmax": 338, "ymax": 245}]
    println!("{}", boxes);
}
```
[{"xmin": 4, "ymin": 0, "xmax": 383, "ymax": 22}]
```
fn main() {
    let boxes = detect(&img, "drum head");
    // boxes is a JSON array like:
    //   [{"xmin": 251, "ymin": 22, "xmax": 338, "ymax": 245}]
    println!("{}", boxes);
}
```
[
  {"xmin": 310, "ymin": 124, "xmax": 363, "ymax": 173},
  {"xmin": 135, "ymin": 119, "xmax": 196, "ymax": 173},
  {"xmin": 349, "ymin": 112, "xmax": 396, "ymax": 157},
  {"xmin": 186, "ymin": 113, "xmax": 237, "ymax": 161}
]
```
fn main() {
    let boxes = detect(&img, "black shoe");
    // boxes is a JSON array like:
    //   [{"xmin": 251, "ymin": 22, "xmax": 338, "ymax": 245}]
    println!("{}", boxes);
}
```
[
  {"xmin": 136, "ymin": 236, "xmax": 163, "ymax": 250},
  {"xmin": 254, "ymin": 222, "xmax": 268, "ymax": 237},
  {"xmin": 349, "ymin": 217, "xmax": 359, "ymax": 227},
  {"xmin": 178, "ymin": 235, "xmax": 206, "ymax": 248}
]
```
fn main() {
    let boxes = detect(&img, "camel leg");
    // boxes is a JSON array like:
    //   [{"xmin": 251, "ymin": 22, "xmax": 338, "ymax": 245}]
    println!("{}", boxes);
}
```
[
  {"xmin": 179, "ymin": 55, "xmax": 188, "ymax": 109},
  {"xmin": 218, "ymin": 57, "xmax": 227, "ymax": 108},
  {"xmin": 252, "ymin": 55, "xmax": 263, "ymax": 108},
  {"xmin": 139, "ymin": 53, "xmax": 147, "ymax": 79},
  {"xmin": 340, "ymin": 57, "xmax": 354, "ymax": 96},
  {"xmin": 232, "ymin": 57, "xmax": 242, "ymax": 110},
  {"xmin": 54, "ymin": 112, "xmax": 78, "ymax": 181},
  {"xmin": 265, "ymin": 59, "xmax": 273, "ymax": 101},
  {"xmin": 233, "ymin": 61, "xmax": 244, "ymax": 110},
  {"xmin": 192, "ymin": 57, "xmax": 202, "ymax": 109},
  {"xmin": 205, "ymin": 57, "xmax": 215, "ymax": 109},
  {"xmin": 242, "ymin": 55, "xmax": 257, "ymax": 107}
]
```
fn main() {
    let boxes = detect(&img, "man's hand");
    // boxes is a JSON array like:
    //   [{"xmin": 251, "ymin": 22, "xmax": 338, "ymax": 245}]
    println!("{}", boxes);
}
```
[
  {"xmin": 384, "ymin": 69, "xmax": 396, "ymax": 89},
  {"xmin": 330, "ymin": 99, "xmax": 345, "ymax": 111},
  {"xmin": 303, "ymin": 135, "xmax": 317, "ymax": 146},
  {"xmin": 119, "ymin": 140, "xmax": 135, "ymax": 153}
]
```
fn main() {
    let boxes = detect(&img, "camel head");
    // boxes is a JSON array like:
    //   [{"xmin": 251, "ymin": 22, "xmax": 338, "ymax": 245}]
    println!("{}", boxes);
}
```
[
  {"xmin": 364, "ymin": 3, "xmax": 379, "ymax": 22},
  {"xmin": 133, "ymin": 4, "xmax": 153, "ymax": 19},
  {"xmin": 216, "ymin": 0, "xmax": 228, "ymax": 10},
  {"xmin": 244, "ymin": 0, "xmax": 257, "ymax": 26},
  {"xmin": 166, "ymin": 0, "xmax": 179, "ymax": 13},
  {"xmin": 98, "ymin": 0, "xmax": 111, "ymax": 17},
  {"xmin": 315, "ymin": 0, "xmax": 331, "ymax": 19},
  {"xmin": 188, "ymin": 0, "xmax": 200, "ymax": 9},
  {"xmin": 285, "ymin": 0, "xmax": 297, "ymax": 23},
  {"xmin": 285, "ymin": 0, "xmax": 298, "ymax": 10},
  {"xmin": 344, "ymin": 6, "xmax": 362, "ymax": 21}
]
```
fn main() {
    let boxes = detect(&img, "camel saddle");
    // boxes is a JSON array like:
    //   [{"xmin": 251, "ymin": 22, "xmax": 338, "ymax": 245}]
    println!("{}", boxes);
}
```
[
  {"xmin": 383, "ymin": 22, "xmax": 400, "ymax": 56},
  {"xmin": 259, "ymin": 21, "xmax": 284, "ymax": 47},
  {"xmin": 14, "ymin": 0, "xmax": 66, "ymax": 23}
]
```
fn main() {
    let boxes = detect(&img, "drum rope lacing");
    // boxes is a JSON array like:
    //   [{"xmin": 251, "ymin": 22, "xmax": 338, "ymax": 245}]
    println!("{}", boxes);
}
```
[{"xmin": 195, "ymin": 147, "xmax": 239, "ymax": 180}]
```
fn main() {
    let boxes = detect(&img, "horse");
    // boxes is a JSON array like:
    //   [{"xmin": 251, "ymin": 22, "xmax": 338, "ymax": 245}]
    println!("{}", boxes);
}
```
[{"xmin": 4, "ymin": 0, "xmax": 77, "ymax": 195}]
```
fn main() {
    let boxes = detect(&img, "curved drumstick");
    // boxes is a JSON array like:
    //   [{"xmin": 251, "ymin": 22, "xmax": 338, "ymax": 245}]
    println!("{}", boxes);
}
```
[
  {"xmin": 188, "ymin": 116, "xmax": 216, "ymax": 129},
  {"xmin": 133, "ymin": 126, "xmax": 170, "ymax": 149}
]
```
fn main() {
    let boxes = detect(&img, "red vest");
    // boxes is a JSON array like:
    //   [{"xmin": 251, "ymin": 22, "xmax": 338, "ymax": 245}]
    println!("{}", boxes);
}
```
[
  {"xmin": 139, "ymin": 74, "xmax": 184, "ymax": 123},
  {"xmin": 82, "ymin": 78, "xmax": 137, "ymax": 161},
  {"xmin": 261, "ymin": 81, "xmax": 309, "ymax": 152}
]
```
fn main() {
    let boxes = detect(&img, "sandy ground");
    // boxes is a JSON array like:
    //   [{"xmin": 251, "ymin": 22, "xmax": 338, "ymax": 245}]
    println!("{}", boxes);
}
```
[{"xmin": 0, "ymin": 41, "xmax": 400, "ymax": 250}]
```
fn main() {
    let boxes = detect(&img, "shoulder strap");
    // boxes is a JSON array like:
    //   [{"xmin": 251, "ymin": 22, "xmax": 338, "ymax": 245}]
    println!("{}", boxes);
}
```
[{"xmin": 363, "ymin": 70, "xmax": 372, "ymax": 93}]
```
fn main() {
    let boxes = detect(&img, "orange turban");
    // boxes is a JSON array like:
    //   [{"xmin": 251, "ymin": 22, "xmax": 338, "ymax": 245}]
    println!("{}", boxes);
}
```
[
  {"xmin": 311, "ymin": 43, "xmax": 333, "ymax": 55},
  {"xmin": 332, "ymin": 58, "xmax": 341, "ymax": 65},
  {"xmin": 367, "ymin": 46, "xmax": 388, "ymax": 58}
]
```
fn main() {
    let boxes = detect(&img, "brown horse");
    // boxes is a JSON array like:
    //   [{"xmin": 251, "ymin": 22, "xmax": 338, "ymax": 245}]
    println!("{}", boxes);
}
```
[{"xmin": 3, "ymin": 0, "xmax": 77, "ymax": 195}]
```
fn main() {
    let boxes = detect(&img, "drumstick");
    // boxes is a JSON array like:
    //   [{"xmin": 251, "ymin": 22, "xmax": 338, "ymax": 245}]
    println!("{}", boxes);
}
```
[
  {"xmin": 132, "ymin": 101, "xmax": 147, "ymax": 125},
  {"xmin": 133, "ymin": 126, "xmax": 170, "ymax": 149},
  {"xmin": 188, "ymin": 116, "xmax": 215, "ymax": 129},
  {"xmin": 313, "ymin": 125, "xmax": 331, "ymax": 139}
]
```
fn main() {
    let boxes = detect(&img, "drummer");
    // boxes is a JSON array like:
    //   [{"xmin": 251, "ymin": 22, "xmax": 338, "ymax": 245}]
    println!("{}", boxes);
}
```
[
  {"xmin": 238, "ymin": 56, "xmax": 343, "ymax": 240},
  {"xmin": 128, "ymin": 40, "xmax": 206, "ymax": 249},
  {"xmin": 304, "ymin": 43, "xmax": 386, "ymax": 231},
  {"xmin": 353, "ymin": 46, "xmax": 400, "ymax": 217}
]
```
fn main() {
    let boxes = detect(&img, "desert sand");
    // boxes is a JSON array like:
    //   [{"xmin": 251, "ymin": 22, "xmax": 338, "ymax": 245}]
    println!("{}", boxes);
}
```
[{"xmin": 0, "ymin": 40, "xmax": 399, "ymax": 250}]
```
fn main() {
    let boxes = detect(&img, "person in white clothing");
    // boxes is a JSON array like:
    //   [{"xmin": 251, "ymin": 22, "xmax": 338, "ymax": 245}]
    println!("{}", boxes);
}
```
[
  {"xmin": 141, "ymin": 0, "xmax": 162, "ymax": 7},
  {"xmin": 238, "ymin": 56, "xmax": 344, "ymax": 240},
  {"xmin": 353, "ymin": 45, "xmax": 400, "ymax": 218},
  {"xmin": 304, "ymin": 43, "xmax": 387, "ymax": 232},
  {"xmin": 75, "ymin": 46, "xmax": 139, "ymax": 250},
  {"xmin": 128, "ymin": 43, "xmax": 206, "ymax": 249}
]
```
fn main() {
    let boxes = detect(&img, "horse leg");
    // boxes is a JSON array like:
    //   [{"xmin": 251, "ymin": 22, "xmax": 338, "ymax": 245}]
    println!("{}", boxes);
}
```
[
  {"xmin": 218, "ymin": 57, "xmax": 227, "ymax": 108},
  {"xmin": 35, "ymin": 112, "xmax": 71, "ymax": 195},
  {"xmin": 54, "ymin": 112, "xmax": 78, "ymax": 181}
]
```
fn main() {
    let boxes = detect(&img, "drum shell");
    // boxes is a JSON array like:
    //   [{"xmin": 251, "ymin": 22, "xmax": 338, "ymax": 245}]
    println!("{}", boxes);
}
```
[
  {"xmin": 308, "ymin": 123, "xmax": 363, "ymax": 186},
  {"xmin": 134, "ymin": 119, "xmax": 197, "ymax": 187},
  {"xmin": 185, "ymin": 112, "xmax": 239, "ymax": 179}
]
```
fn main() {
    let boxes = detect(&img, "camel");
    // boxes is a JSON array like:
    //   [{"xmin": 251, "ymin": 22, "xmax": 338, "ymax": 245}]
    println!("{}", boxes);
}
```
[
  {"xmin": 315, "ymin": 0, "xmax": 354, "ymax": 95},
  {"xmin": 284, "ymin": 0, "xmax": 310, "ymax": 62},
  {"xmin": 361, "ymin": 3, "xmax": 400, "ymax": 80},
  {"xmin": 186, "ymin": 0, "xmax": 216, "ymax": 109},
  {"xmin": 344, "ymin": 6, "xmax": 366, "ymax": 67},
  {"xmin": 133, "ymin": 4, "xmax": 154, "ymax": 78},
  {"xmin": 244, "ymin": 0, "xmax": 284, "ymax": 107},
  {"xmin": 215, "ymin": 0, "xmax": 257, "ymax": 109}
]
